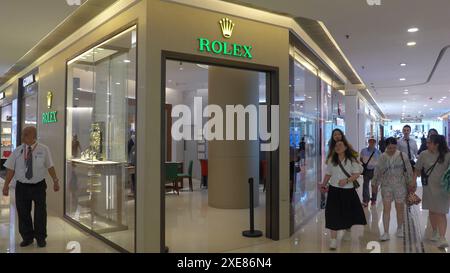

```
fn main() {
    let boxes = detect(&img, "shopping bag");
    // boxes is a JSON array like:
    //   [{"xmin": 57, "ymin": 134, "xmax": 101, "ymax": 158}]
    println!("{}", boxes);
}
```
[{"xmin": 441, "ymin": 166, "xmax": 450, "ymax": 194}]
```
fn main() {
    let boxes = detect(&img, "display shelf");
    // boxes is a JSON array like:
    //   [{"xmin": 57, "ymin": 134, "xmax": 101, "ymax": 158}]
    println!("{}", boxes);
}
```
[{"xmin": 70, "ymin": 159, "xmax": 124, "ymax": 166}]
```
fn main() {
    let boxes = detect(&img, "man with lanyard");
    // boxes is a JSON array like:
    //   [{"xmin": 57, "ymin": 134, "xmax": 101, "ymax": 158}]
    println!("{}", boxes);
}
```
[
  {"xmin": 360, "ymin": 138, "xmax": 381, "ymax": 207},
  {"xmin": 397, "ymin": 125, "xmax": 418, "ymax": 170},
  {"xmin": 2, "ymin": 127, "xmax": 60, "ymax": 248}
]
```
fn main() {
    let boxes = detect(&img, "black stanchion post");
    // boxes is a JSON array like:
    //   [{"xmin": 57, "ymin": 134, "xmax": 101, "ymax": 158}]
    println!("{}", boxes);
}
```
[{"xmin": 242, "ymin": 177, "xmax": 263, "ymax": 238}]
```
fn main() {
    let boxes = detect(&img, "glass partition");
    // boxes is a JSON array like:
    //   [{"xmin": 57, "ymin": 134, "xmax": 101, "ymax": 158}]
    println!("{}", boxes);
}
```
[
  {"xmin": 65, "ymin": 26, "xmax": 137, "ymax": 252},
  {"xmin": 289, "ymin": 55, "xmax": 321, "ymax": 231}
]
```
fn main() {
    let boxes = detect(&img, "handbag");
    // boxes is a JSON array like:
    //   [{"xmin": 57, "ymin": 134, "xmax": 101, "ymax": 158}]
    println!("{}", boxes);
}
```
[
  {"xmin": 399, "ymin": 152, "xmax": 422, "ymax": 206},
  {"xmin": 420, "ymin": 157, "xmax": 439, "ymax": 186},
  {"xmin": 362, "ymin": 150, "xmax": 376, "ymax": 176},
  {"xmin": 338, "ymin": 160, "xmax": 360, "ymax": 189}
]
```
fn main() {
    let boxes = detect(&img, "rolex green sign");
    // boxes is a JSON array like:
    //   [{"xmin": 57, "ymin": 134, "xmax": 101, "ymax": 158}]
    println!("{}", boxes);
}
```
[
  {"xmin": 198, "ymin": 38, "xmax": 253, "ymax": 59},
  {"xmin": 42, "ymin": 111, "xmax": 57, "ymax": 124},
  {"xmin": 198, "ymin": 18, "xmax": 253, "ymax": 60}
]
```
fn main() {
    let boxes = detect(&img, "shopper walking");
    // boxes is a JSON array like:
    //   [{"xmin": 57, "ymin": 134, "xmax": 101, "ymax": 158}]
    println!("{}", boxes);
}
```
[
  {"xmin": 379, "ymin": 137, "xmax": 386, "ymax": 153},
  {"xmin": 320, "ymin": 140, "xmax": 366, "ymax": 250},
  {"xmin": 1, "ymin": 126, "xmax": 60, "ymax": 248},
  {"xmin": 397, "ymin": 125, "xmax": 418, "ymax": 169},
  {"xmin": 360, "ymin": 138, "xmax": 381, "ymax": 207},
  {"xmin": 298, "ymin": 137, "xmax": 306, "ymax": 167},
  {"xmin": 326, "ymin": 129, "xmax": 356, "ymax": 162},
  {"xmin": 372, "ymin": 137, "xmax": 413, "ymax": 241},
  {"xmin": 418, "ymin": 129, "xmax": 439, "ymax": 155},
  {"xmin": 412, "ymin": 135, "xmax": 450, "ymax": 249},
  {"xmin": 322, "ymin": 128, "xmax": 354, "ymax": 209}
]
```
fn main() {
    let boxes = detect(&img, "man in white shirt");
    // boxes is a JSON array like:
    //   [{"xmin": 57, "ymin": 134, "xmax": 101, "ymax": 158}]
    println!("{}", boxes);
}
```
[
  {"xmin": 397, "ymin": 125, "xmax": 418, "ymax": 169},
  {"xmin": 1, "ymin": 127, "xmax": 60, "ymax": 248}
]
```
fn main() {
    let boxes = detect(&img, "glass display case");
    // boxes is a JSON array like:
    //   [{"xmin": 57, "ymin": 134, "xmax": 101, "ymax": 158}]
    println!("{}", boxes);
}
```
[
  {"xmin": 1, "ymin": 104, "xmax": 13, "ymax": 160},
  {"xmin": 65, "ymin": 26, "xmax": 137, "ymax": 252}
]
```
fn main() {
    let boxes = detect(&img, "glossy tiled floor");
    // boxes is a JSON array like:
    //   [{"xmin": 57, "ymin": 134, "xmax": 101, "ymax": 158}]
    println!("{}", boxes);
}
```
[
  {"xmin": 165, "ymin": 179, "xmax": 270, "ymax": 253},
  {"xmin": 1, "ymin": 177, "xmax": 449, "ymax": 253},
  {"xmin": 229, "ymin": 187, "xmax": 450, "ymax": 253},
  {"xmin": 0, "ymin": 179, "xmax": 117, "ymax": 253}
]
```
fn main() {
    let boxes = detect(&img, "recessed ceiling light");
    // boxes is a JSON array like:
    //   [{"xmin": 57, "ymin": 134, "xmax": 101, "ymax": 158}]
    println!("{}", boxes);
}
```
[
  {"xmin": 407, "ymin": 41, "xmax": 417, "ymax": 47},
  {"xmin": 418, "ymin": 111, "xmax": 422, "ymax": 114},
  {"xmin": 438, "ymin": 101, "xmax": 442, "ymax": 103},
  {"xmin": 115, "ymin": 82, "xmax": 121, "ymax": 85},
  {"xmin": 408, "ymin": 27, "xmax": 419, "ymax": 33},
  {"xmin": 75, "ymin": 98, "xmax": 79, "ymax": 101},
  {"xmin": 430, "ymin": 108, "xmax": 433, "ymax": 110},
  {"xmin": 404, "ymin": 92, "xmax": 409, "ymax": 95},
  {"xmin": 424, "ymin": 104, "xmax": 428, "ymax": 107},
  {"xmin": 400, "ymin": 63, "xmax": 407, "ymax": 67},
  {"xmin": 400, "ymin": 78, "xmax": 406, "ymax": 81},
  {"xmin": 443, "ymin": 96, "xmax": 447, "ymax": 99},
  {"xmin": 124, "ymin": 60, "xmax": 131, "ymax": 63}
]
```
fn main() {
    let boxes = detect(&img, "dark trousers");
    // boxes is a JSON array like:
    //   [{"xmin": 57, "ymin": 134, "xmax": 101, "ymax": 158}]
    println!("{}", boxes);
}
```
[
  {"xmin": 15, "ymin": 180, "xmax": 47, "ymax": 241},
  {"xmin": 362, "ymin": 171, "xmax": 376, "ymax": 203}
]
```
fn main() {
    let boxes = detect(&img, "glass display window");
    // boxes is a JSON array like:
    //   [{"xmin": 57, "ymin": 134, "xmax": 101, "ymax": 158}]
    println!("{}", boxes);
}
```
[
  {"xmin": 21, "ymin": 72, "xmax": 39, "ymax": 129},
  {"xmin": 1, "ymin": 104, "xmax": 13, "ymax": 160},
  {"xmin": 65, "ymin": 25, "xmax": 137, "ymax": 252},
  {"xmin": 289, "ymin": 55, "xmax": 321, "ymax": 231}
]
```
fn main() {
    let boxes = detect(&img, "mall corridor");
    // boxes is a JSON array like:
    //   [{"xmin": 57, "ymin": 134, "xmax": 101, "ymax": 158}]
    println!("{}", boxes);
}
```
[
  {"xmin": 1, "ymin": 0, "xmax": 450, "ymax": 255},
  {"xmin": 2, "ymin": 176, "xmax": 449, "ymax": 253}
]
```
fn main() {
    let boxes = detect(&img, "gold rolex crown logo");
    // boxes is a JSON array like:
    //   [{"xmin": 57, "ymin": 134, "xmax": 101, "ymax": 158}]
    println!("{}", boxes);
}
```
[
  {"xmin": 219, "ymin": 18, "xmax": 235, "ymax": 39},
  {"xmin": 47, "ymin": 91, "xmax": 53, "ymax": 109}
]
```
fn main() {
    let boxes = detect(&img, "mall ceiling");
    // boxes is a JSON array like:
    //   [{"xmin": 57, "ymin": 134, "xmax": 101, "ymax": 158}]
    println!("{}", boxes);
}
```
[
  {"xmin": 0, "ymin": 0, "xmax": 117, "ymax": 86},
  {"xmin": 2, "ymin": 0, "xmax": 450, "ymax": 121},
  {"xmin": 225, "ymin": 0, "xmax": 450, "ymax": 121}
]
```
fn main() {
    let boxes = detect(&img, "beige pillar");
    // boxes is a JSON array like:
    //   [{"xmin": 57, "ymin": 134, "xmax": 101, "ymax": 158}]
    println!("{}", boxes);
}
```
[{"xmin": 208, "ymin": 66, "xmax": 260, "ymax": 209}]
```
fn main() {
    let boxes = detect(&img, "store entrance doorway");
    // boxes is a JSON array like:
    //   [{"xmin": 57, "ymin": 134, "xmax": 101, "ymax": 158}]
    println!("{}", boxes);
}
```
[{"xmin": 162, "ymin": 53, "xmax": 279, "ymax": 253}]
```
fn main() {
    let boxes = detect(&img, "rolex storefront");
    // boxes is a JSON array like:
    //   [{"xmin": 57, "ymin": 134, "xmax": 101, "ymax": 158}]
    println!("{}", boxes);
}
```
[{"xmin": 0, "ymin": 0, "xmax": 348, "ymax": 253}]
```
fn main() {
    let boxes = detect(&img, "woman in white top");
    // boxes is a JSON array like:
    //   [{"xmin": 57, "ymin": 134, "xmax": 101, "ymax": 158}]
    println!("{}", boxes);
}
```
[{"xmin": 320, "ymin": 140, "xmax": 366, "ymax": 250}]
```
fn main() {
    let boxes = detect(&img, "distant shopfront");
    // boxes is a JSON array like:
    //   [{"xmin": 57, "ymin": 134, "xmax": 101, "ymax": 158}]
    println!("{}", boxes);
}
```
[{"xmin": 0, "ymin": 70, "xmax": 39, "ymax": 177}]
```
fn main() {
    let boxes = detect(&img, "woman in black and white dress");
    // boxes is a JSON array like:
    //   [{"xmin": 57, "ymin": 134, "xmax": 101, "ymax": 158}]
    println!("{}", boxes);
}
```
[{"xmin": 320, "ymin": 140, "xmax": 367, "ymax": 250}]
